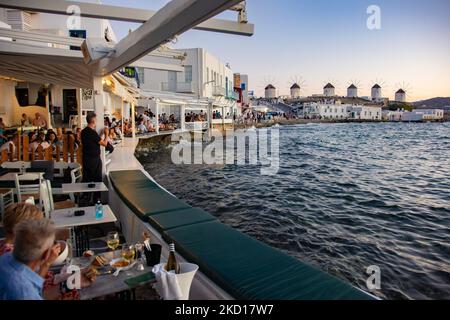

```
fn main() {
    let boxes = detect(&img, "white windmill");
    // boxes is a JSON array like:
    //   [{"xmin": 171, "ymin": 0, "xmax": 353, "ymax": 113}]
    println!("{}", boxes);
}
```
[
  {"xmin": 394, "ymin": 81, "xmax": 413, "ymax": 103},
  {"xmin": 288, "ymin": 76, "xmax": 307, "ymax": 99},
  {"xmin": 346, "ymin": 79, "xmax": 362, "ymax": 98}
]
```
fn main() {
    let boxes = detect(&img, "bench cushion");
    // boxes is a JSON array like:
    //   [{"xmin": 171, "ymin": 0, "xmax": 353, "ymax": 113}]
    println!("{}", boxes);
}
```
[
  {"xmin": 163, "ymin": 221, "xmax": 373, "ymax": 300},
  {"xmin": 109, "ymin": 170, "xmax": 191, "ymax": 222},
  {"xmin": 149, "ymin": 208, "xmax": 217, "ymax": 233}
]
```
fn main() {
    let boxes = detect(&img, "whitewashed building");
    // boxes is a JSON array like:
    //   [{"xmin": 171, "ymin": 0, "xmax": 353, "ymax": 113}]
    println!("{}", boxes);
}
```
[
  {"xmin": 303, "ymin": 100, "xmax": 382, "ymax": 121},
  {"xmin": 349, "ymin": 105, "xmax": 382, "ymax": 120},
  {"xmin": 137, "ymin": 48, "xmax": 238, "ymax": 129},
  {"xmin": 0, "ymin": 7, "xmax": 126, "ymax": 127},
  {"xmin": 303, "ymin": 101, "xmax": 348, "ymax": 120},
  {"xmin": 402, "ymin": 109, "xmax": 444, "ymax": 122}
]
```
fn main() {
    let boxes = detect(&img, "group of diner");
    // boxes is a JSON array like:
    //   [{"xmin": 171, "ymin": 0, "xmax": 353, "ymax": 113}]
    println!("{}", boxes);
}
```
[{"xmin": 185, "ymin": 111, "xmax": 206, "ymax": 123}]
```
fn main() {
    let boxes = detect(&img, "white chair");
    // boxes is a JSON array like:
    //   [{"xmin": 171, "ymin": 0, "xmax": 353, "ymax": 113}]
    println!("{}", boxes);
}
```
[
  {"xmin": 41, "ymin": 179, "xmax": 76, "ymax": 214},
  {"xmin": 69, "ymin": 167, "xmax": 83, "ymax": 202},
  {"xmin": 39, "ymin": 180, "xmax": 52, "ymax": 218},
  {"xmin": 14, "ymin": 173, "xmax": 44, "ymax": 203},
  {"xmin": 0, "ymin": 188, "xmax": 14, "ymax": 220}
]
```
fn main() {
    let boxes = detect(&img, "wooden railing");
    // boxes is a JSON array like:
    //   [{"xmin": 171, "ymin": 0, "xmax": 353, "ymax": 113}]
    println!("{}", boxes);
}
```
[{"xmin": 0, "ymin": 134, "xmax": 83, "ymax": 166}]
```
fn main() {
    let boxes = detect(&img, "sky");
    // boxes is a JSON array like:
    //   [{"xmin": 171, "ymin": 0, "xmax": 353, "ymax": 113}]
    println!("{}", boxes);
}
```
[{"xmin": 103, "ymin": 0, "xmax": 450, "ymax": 101}]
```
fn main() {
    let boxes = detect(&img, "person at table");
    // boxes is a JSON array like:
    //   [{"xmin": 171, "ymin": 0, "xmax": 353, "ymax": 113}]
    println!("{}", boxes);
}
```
[
  {"xmin": 46, "ymin": 131, "xmax": 62, "ymax": 148},
  {"xmin": 0, "ymin": 134, "xmax": 17, "ymax": 156},
  {"xmin": 0, "ymin": 203, "xmax": 96, "ymax": 300},
  {"xmin": 81, "ymin": 112, "xmax": 108, "ymax": 185},
  {"xmin": 0, "ymin": 219, "xmax": 57, "ymax": 300},
  {"xmin": 32, "ymin": 113, "xmax": 47, "ymax": 129},
  {"xmin": 21, "ymin": 113, "xmax": 31, "ymax": 126}
]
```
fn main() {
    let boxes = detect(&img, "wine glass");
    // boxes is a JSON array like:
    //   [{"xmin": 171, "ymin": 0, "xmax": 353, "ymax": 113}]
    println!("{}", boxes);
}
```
[
  {"xmin": 121, "ymin": 244, "xmax": 136, "ymax": 263},
  {"xmin": 106, "ymin": 232, "xmax": 120, "ymax": 258}
]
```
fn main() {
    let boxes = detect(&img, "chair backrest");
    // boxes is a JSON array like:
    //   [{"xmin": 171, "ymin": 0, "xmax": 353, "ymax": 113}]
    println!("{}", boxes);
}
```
[
  {"xmin": 15, "ymin": 173, "xmax": 43, "ymax": 201},
  {"xmin": 71, "ymin": 167, "xmax": 83, "ymax": 183},
  {"xmin": 39, "ymin": 180, "xmax": 53, "ymax": 218}
]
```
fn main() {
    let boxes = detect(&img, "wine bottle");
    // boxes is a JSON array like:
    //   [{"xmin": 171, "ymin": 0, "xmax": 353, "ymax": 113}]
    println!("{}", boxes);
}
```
[{"xmin": 165, "ymin": 243, "xmax": 181, "ymax": 274}]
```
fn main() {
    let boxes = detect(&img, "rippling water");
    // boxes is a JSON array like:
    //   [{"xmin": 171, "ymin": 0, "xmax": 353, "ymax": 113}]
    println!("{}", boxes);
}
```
[{"xmin": 139, "ymin": 122, "xmax": 450, "ymax": 300}]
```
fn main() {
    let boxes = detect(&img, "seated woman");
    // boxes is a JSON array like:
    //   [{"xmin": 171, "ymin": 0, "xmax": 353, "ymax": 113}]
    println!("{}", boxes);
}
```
[
  {"xmin": 46, "ymin": 131, "xmax": 63, "ymax": 148},
  {"xmin": 0, "ymin": 203, "xmax": 95, "ymax": 299}
]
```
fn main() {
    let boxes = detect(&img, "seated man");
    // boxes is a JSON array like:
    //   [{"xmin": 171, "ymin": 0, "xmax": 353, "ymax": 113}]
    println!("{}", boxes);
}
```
[
  {"xmin": 0, "ymin": 219, "xmax": 57, "ymax": 300},
  {"xmin": 32, "ymin": 113, "xmax": 47, "ymax": 129}
]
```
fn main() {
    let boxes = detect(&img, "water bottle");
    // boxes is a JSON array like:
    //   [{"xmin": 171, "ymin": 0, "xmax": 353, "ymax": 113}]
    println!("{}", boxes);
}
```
[{"xmin": 95, "ymin": 201, "xmax": 103, "ymax": 220}]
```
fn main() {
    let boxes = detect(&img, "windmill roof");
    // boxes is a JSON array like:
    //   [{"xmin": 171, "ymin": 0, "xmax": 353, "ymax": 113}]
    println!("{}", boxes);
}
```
[
  {"xmin": 265, "ymin": 84, "xmax": 276, "ymax": 90},
  {"xmin": 348, "ymin": 84, "xmax": 357, "ymax": 89},
  {"xmin": 324, "ymin": 83, "xmax": 335, "ymax": 89},
  {"xmin": 372, "ymin": 84, "xmax": 381, "ymax": 89},
  {"xmin": 396, "ymin": 89, "xmax": 406, "ymax": 94},
  {"xmin": 290, "ymin": 83, "xmax": 300, "ymax": 89}
]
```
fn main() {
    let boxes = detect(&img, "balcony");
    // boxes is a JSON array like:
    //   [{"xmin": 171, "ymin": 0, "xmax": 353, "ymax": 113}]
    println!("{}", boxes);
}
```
[
  {"xmin": 212, "ymin": 86, "xmax": 226, "ymax": 97},
  {"xmin": 161, "ymin": 82, "xmax": 194, "ymax": 94}
]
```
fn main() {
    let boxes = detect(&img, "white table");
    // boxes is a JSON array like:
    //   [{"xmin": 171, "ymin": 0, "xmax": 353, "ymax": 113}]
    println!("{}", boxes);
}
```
[
  {"xmin": 68, "ymin": 251, "xmax": 156, "ymax": 300},
  {"xmin": 50, "ymin": 205, "xmax": 117, "ymax": 229},
  {"xmin": 61, "ymin": 182, "xmax": 108, "ymax": 194},
  {"xmin": 0, "ymin": 172, "xmax": 43, "ymax": 181}
]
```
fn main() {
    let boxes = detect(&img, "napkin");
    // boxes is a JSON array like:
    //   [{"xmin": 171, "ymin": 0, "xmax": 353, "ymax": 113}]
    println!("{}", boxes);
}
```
[{"xmin": 152, "ymin": 264, "xmax": 183, "ymax": 300}]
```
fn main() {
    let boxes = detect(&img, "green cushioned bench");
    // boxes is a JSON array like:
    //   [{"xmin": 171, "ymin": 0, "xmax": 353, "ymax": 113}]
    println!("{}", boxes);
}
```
[
  {"xmin": 150, "ymin": 207, "xmax": 216, "ymax": 233},
  {"xmin": 163, "ymin": 221, "xmax": 373, "ymax": 300},
  {"xmin": 109, "ymin": 170, "xmax": 374, "ymax": 300},
  {"xmin": 109, "ymin": 170, "xmax": 191, "ymax": 222}
]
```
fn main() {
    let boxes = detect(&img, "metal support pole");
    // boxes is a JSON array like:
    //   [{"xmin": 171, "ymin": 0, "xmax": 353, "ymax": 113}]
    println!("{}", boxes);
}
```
[
  {"xmin": 156, "ymin": 102, "xmax": 160, "ymax": 135},
  {"xmin": 121, "ymin": 99, "xmax": 125, "ymax": 146},
  {"xmin": 93, "ymin": 76, "xmax": 104, "ymax": 133},
  {"xmin": 131, "ymin": 102, "xmax": 136, "ymax": 139}
]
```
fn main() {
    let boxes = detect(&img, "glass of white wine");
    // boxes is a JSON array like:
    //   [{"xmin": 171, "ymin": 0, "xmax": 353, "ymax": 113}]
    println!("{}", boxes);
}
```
[
  {"xmin": 106, "ymin": 232, "xmax": 120, "ymax": 258},
  {"xmin": 121, "ymin": 244, "xmax": 136, "ymax": 263}
]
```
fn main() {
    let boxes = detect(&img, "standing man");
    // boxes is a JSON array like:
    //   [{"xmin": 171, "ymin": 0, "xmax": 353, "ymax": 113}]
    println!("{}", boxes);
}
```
[{"xmin": 81, "ymin": 112, "xmax": 107, "ymax": 184}]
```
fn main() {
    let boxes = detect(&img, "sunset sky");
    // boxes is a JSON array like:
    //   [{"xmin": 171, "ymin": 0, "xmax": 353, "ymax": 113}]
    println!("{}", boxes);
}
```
[{"xmin": 104, "ymin": 0, "xmax": 450, "ymax": 101}]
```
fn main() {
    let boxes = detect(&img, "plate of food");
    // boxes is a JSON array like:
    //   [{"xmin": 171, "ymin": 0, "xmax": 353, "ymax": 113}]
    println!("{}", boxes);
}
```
[{"xmin": 110, "ymin": 258, "xmax": 136, "ymax": 276}]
